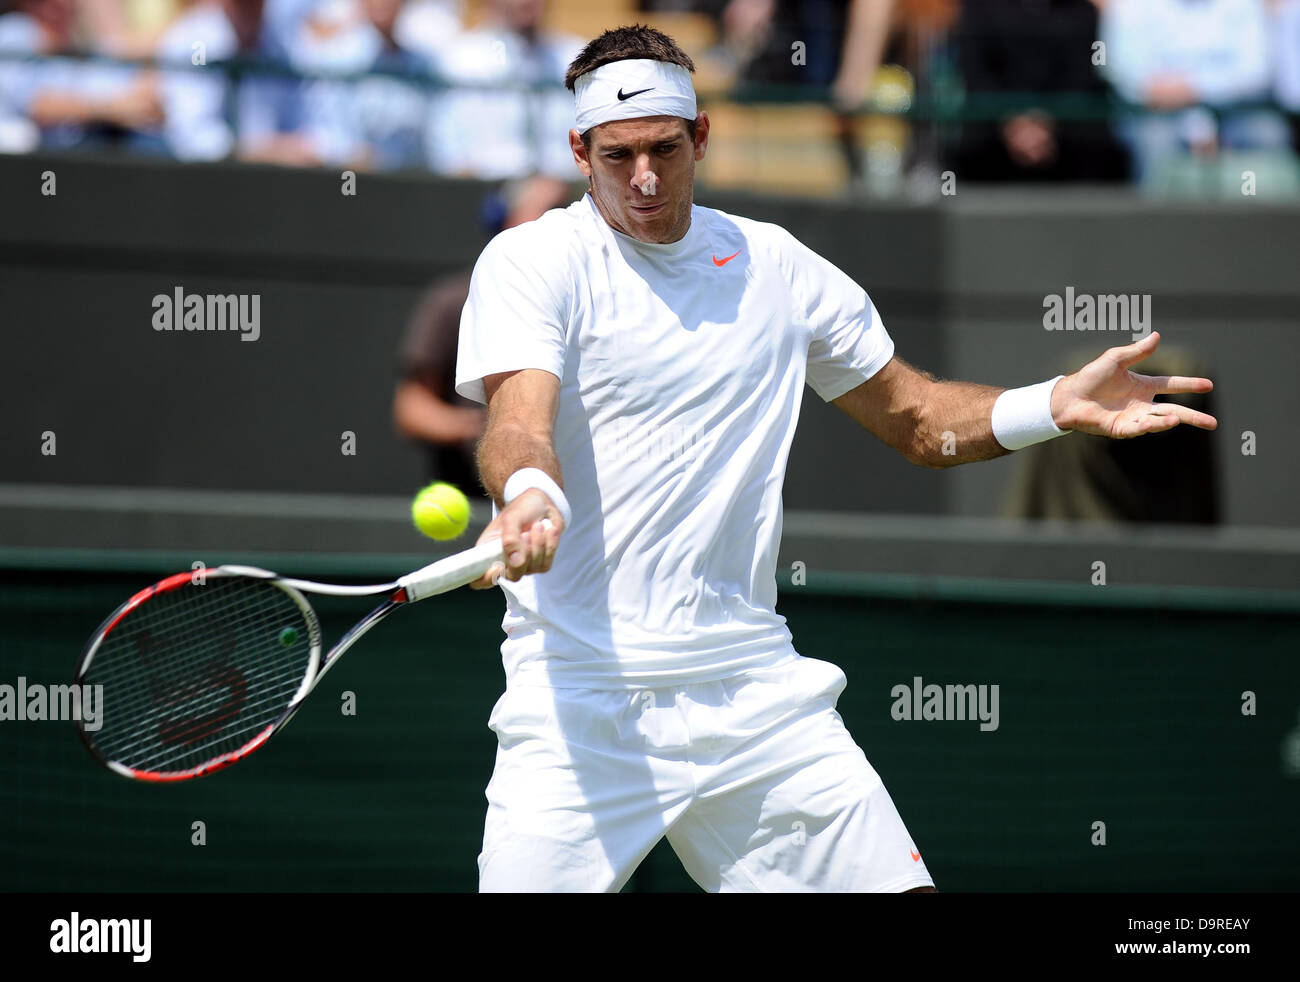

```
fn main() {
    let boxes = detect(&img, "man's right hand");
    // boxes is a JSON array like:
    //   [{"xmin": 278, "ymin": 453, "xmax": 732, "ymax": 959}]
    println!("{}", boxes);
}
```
[{"xmin": 470, "ymin": 488, "xmax": 565, "ymax": 589}]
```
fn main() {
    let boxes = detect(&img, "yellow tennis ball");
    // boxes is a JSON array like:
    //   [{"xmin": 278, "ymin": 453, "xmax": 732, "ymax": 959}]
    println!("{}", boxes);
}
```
[{"xmin": 411, "ymin": 482, "xmax": 471, "ymax": 541}]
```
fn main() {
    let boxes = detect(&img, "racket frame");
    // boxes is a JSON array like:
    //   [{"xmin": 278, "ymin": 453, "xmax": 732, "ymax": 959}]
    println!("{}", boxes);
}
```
[
  {"xmin": 72, "ymin": 533, "xmax": 515, "ymax": 782},
  {"xmin": 73, "ymin": 568, "xmax": 324, "ymax": 782}
]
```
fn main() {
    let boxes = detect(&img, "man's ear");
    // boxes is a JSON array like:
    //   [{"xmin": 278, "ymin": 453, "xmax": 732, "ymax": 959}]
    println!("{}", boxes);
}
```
[
  {"xmin": 693, "ymin": 111, "xmax": 710, "ymax": 162},
  {"xmin": 570, "ymin": 128, "xmax": 593, "ymax": 178}
]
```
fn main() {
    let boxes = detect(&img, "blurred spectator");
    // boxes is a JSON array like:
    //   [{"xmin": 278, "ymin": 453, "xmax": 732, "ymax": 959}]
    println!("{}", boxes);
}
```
[
  {"xmin": 394, "ymin": 175, "xmax": 573, "ymax": 491},
  {"xmin": 425, "ymin": 0, "xmax": 581, "ymax": 179},
  {"xmin": 80, "ymin": 0, "xmax": 186, "ymax": 58},
  {"xmin": 951, "ymin": 0, "xmax": 1128, "ymax": 182},
  {"xmin": 730, "ymin": 0, "xmax": 896, "ymax": 104},
  {"xmin": 0, "ymin": 0, "xmax": 165, "ymax": 153},
  {"xmin": 727, "ymin": 0, "xmax": 894, "ymax": 187},
  {"xmin": 393, "ymin": 0, "xmax": 459, "ymax": 61},
  {"xmin": 157, "ymin": 0, "xmax": 318, "ymax": 163},
  {"xmin": 727, "ymin": 1, "xmax": 958, "ymax": 188},
  {"xmin": 292, "ymin": 0, "xmax": 431, "ymax": 169},
  {"xmin": 1100, "ymin": 0, "xmax": 1291, "ymax": 181}
]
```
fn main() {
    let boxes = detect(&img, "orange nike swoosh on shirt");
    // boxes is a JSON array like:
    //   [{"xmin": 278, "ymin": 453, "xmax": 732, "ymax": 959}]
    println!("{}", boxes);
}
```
[
  {"xmin": 712, "ymin": 250, "xmax": 741, "ymax": 267},
  {"xmin": 910, "ymin": 849, "xmax": 921, "ymax": 862}
]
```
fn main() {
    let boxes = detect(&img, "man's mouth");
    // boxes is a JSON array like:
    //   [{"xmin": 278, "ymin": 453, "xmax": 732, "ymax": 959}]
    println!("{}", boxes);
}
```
[{"xmin": 630, "ymin": 201, "xmax": 665, "ymax": 215}]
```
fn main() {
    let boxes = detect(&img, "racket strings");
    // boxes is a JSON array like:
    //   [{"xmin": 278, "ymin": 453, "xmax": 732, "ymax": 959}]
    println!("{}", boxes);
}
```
[
  {"xmin": 94, "ymin": 602, "xmax": 305, "ymax": 745},
  {"xmin": 80, "ymin": 576, "xmax": 317, "ymax": 776},
  {"xmin": 107, "ymin": 678, "xmax": 304, "ymax": 766}
]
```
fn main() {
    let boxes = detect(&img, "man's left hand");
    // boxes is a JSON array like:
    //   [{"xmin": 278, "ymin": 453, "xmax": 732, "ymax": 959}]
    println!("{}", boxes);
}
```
[{"xmin": 1050, "ymin": 332, "xmax": 1218, "ymax": 438}]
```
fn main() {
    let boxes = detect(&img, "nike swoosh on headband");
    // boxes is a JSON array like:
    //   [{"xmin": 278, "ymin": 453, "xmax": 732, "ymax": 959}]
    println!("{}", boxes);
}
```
[{"xmin": 617, "ymin": 87, "xmax": 655, "ymax": 101}]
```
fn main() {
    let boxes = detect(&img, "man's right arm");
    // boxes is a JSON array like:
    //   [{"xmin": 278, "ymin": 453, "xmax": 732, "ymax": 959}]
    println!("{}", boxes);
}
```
[
  {"xmin": 455, "ymin": 219, "xmax": 572, "ymax": 587},
  {"xmin": 477, "ymin": 368, "xmax": 563, "ymax": 504},
  {"xmin": 469, "ymin": 368, "xmax": 565, "ymax": 588}
]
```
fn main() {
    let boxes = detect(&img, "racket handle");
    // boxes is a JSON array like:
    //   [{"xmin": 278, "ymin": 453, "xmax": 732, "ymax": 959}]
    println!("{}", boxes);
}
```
[
  {"xmin": 397, "ymin": 540, "xmax": 503, "ymax": 602},
  {"xmin": 396, "ymin": 519, "xmax": 554, "ymax": 602}
]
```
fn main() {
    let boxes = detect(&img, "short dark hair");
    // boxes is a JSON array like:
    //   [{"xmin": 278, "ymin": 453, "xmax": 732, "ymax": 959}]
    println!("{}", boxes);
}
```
[{"xmin": 564, "ymin": 24, "xmax": 696, "ymax": 92}]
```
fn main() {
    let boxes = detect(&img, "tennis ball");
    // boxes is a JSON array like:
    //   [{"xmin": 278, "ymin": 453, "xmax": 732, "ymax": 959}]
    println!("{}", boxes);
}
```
[
  {"xmin": 411, "ymin": 481, "xmax": 471, "ymax": 541},
  {"xmin": 279, "ymin": 626, "xmax": 298, "ymax": 647}
]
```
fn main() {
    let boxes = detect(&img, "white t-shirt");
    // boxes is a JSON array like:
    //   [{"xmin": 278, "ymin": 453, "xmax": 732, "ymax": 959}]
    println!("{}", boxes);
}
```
[{"xmin": 457, "ymin": 194, "xmax": 894, "ymax": 688}]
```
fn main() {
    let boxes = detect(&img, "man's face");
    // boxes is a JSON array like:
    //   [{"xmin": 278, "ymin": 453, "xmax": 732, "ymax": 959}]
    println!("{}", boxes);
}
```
[{"xmin": 570, "ymin": 113, "xmax": 709, "ymax": 245}]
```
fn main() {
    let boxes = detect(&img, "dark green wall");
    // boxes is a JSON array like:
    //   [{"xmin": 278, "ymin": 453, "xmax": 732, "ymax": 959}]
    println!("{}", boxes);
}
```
[{"xmin": 2, "ymin": 567, "xmax": 1296, "ymax": 892}]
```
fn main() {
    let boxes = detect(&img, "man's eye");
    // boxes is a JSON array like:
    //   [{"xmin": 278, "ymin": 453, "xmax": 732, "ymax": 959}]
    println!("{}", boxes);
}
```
[
  {"xmin": 658, "ymin": 144, "xmax": 678, "ymax": 153},
  {"xmin": 605, "ymin": 151, "xmax": 627, "ymax": 160}
]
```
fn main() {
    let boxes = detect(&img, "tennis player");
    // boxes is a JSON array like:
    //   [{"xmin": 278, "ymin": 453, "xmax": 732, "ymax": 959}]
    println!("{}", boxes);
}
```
[{"xmin": 455, "ymin": 26, "xmax": 1217, "ymax": 893}]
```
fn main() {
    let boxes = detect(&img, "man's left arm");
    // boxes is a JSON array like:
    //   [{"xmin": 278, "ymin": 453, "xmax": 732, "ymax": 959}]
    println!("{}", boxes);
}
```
[{"xmin": 833, "ymin": 332, "xmax": 1217, "ymax": 468}]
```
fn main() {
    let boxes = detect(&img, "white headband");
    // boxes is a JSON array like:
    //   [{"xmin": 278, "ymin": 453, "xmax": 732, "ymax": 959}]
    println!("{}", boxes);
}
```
[{"xmin": 573, "ymin": 59, "xmax": 697, "ymax": 134}]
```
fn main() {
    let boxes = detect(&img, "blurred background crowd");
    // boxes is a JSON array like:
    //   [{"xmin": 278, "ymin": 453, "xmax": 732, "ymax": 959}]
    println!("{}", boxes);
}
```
[{"xmin": 2, "ymin": 0, "xmax": 1300, "ymax": 196}]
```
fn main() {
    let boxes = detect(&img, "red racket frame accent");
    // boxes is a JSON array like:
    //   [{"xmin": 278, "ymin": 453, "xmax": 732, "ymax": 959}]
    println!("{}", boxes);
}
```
[
  {"xmin": 116, "ymin": 723, "xmax": 276, "ymax": 782},
  {"xmin": 100, "ymin": 570, "xmax": 196, "ymax": 638}
]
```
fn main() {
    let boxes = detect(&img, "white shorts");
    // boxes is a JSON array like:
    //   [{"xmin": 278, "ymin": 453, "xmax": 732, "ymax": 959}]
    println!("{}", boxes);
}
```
[{"xmin": 478, "ymin": 655, "xmax": 935, "ymax": 893}]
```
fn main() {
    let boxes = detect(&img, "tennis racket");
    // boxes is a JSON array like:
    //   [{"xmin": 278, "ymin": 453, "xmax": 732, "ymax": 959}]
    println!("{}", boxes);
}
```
[{"xmin": 72, "ymin": 531, "xmax": 526, "ymax": 782}]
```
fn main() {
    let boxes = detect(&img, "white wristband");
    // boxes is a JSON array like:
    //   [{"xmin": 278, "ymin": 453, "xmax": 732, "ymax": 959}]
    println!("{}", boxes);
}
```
[
  {"xmin": 503, "ymin": 467, "xmax": 572, "ymax": 528},
  {"xmin": 991, "ymin": 376, "xmax": 1067, "ymax": 451}
]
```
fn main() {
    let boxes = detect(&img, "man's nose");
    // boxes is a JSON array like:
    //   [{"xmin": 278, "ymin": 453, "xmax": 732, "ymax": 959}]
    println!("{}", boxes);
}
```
[{"xmin": 630, "ymin": 153, "xmax": 656, "ymax": 191}]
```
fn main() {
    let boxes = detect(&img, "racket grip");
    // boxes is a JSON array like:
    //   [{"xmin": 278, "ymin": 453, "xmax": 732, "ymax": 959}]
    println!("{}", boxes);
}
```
[
  {"xmin": 396, "ymin": 520, "xmax": 554, "ymax": 602},
  {"xmin": 397, "ymin": 540, "xmax": 504, "ymax": 602}
]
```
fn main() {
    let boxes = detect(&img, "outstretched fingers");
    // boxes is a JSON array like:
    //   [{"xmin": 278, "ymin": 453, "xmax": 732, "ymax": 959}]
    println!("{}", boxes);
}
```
[
  {"xmin": 1111, "ymin": 331, "xmax": 1161, "ymax": 369},
  {"xmin": 1140, "ymin": 373, "xmax": 1214, "ymax": 397},
  {"xmin": 1127, "ymin": 401, "xmax": 1218, "ymax": 435},
  {"xmin": 1161, "ymin": 401, "xmax": 1218, "ymax": 431}
]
